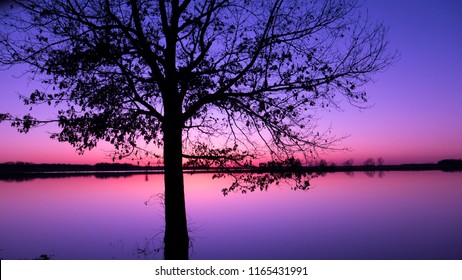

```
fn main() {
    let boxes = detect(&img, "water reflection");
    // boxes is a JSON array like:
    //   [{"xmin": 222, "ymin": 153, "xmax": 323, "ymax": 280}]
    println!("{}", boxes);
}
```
[
  {"xmin": 362, "ymin": 170, "xmax": 385, "ymax": 178},
  {"xmin": 0, "ymin": 172, "xmax": 138, "ymax": 182},
  {"xmin": 1, "ymin": 171, "xmax": 462, "ymax": 259},
  {"xmin": 216, "ymin": 170, "xmax": 314, "ymax": 195}
]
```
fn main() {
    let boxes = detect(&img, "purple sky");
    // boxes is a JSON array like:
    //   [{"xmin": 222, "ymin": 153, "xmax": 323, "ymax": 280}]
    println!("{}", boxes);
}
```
[{"xmin": 1, "ymin": 0, "xmax": 461, "ymax": 165}]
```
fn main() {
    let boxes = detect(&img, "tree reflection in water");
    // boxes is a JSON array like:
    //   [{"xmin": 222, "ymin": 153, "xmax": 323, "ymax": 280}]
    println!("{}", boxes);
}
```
[{"xmin": 145, "ymin": 168, "xmax": 314, "ymax": 259}]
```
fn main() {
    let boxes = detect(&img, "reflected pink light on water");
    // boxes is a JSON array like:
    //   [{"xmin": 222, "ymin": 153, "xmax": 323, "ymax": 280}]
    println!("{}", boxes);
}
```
[
  {"xmin": 0, "ymin": 175, "xmax": 165, "ymax": 259},
  {"xmin": 184, "ymin": 171, "xmax": 462, "ymax": 259},
  {"xmin": 1, "ymin": 171, "xmax": 462, "ymax": 259}
]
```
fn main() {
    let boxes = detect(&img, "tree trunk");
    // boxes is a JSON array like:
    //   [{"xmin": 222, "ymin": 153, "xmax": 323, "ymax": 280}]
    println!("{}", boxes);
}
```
[
  {"xmin": 161, "ymin": 13, "xmax": 187, "ymax": 258},
  {"xmin": 163, "ymin": 120, "xmax": 189, "ymax": 259}
]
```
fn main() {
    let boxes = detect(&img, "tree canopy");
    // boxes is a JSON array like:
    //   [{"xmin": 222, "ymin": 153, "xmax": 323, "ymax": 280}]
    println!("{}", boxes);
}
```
[
  {"xmin": 1, "ymin": 0, "xmax": 396, "ymax": 259},
  {"xmin": 0, "ymin": 0, "xmax": 395, "ymax": 166}
]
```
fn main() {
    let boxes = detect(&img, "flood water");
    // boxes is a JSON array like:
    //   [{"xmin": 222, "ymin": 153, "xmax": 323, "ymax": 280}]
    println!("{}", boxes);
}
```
[{"xmin": 1, "ymin": 171, "xmax": 461, "ymax": 260}]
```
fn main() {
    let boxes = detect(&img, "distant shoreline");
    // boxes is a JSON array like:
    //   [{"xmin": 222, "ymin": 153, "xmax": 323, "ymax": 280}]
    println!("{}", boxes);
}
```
[{"xmin": 0, "ymin": 160, "xmax": 461, "ymax": 181}]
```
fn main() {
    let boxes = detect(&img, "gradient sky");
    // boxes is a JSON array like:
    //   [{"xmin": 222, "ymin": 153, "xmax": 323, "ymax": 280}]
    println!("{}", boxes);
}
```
[{"xmin": 0, "ymin": 0, "xmax": 461, "ymax": 165}]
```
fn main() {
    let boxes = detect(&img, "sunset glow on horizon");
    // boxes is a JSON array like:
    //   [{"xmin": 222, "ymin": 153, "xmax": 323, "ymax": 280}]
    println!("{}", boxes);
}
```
[{"xmin": 1, "ymin": 0, "xmax": 461, "ymax": 165}]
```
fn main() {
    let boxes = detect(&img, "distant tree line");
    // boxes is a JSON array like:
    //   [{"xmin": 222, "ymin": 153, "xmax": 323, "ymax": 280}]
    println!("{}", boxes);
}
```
[
  {"xmin": 437, "ymin": 159, "xmax": 462, "ymax": 166},
  {"xmin": 2, "ymin": 158, "xmax": 461, "ymax": 176},
  {"xmin": 0, "ymin": 161, "xmax": 161, "ymax": 174}
]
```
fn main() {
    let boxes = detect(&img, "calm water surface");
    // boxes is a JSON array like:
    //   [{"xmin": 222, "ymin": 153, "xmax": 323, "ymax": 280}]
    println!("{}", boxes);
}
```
[{"xmin": 1, "ymin": 171, "xmax": 461, "ymax": 260}]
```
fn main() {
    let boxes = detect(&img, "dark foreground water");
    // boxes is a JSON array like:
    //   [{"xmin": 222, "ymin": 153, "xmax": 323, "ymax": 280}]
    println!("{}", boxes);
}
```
[{"xmin": 1, "ymin": 171, "xmax": 461, "ymax": 260}]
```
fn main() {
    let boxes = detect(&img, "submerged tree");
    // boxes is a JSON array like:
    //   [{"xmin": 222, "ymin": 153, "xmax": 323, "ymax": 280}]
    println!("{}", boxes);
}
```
[{"xmin": 0, "ymin": 0, "xmax": 395, "ymax": 259}]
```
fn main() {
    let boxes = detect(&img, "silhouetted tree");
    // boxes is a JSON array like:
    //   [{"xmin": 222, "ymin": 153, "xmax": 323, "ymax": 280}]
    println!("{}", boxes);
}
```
[
  {"xmin": 343, "ymin": 159, "xmax": 354, "ymax": 166},
  {"xmin": 0, "ymin": 0, "xmax": 395, "ymax": 259},
  {"xmin": 363, "ymin": 157, "xmax": 375, "ymax": 177},
  {"xmin": 363, "ymin": 158, "xmax": 375, "ymax": 166}
]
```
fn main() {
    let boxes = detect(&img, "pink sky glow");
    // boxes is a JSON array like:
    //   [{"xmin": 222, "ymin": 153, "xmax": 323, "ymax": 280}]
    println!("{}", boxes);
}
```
[{"xmin": 1, "ymin": 0, "xmax": 461, "ymax": 165}]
